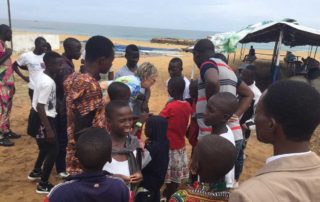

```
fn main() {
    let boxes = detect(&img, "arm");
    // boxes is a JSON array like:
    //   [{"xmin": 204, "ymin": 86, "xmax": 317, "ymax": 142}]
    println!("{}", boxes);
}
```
[
  {"xmin": 236, "ymin": 81, "xmax": 254, "ymax": 117},
  {"xmin": 0, "ymin": 48, "xmax": 12, "ymax": 65},
  {"xmin": 141, "ymin": 87, "xmax": 150, "ymax": 113},
  {"xmin": 204, "ymin": 68, "xmax": 220, "ymax": 100},
  {"xmin": 12, "ymin": 61, "xmax": 29, "ymax": 82},
  {"xmin": 37, "ymin": 103, "xmax": 55, "ymax": 143}
]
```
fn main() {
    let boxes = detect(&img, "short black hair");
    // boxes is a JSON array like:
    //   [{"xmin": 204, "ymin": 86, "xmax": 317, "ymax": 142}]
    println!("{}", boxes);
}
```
[
  {"xmin": 168, "ymin": 76, "xmax": 185, "ymax": 98},
  {"xmin": 263, "ymin": 80, "xmax": 320, "ymax": 141},
  {"xmin": 76, "ymin": 127, "xmax": 111, "ymax": 170},
  {"xmin": 0, "ymin": 24, "xmax": 10, "ymax": 35},
  {"xmin": 43, "ymin": 51, "xmax": 62, "ymax": 66},
  {"xmin": 35, "ymin": 37, "xmax": 46, "ymax": 46},
  {"xmin": 107, "ymin": 82, "xmax": 130, "ymax": 101},
  {"xmin": 105, "ymin": 100, "xmax": 130, "ymax": 119},
  {"xmin": 209, "ymin": 92, "xmax": 238, "ymax": 117},
  {"xmin": 194, "ymin": 39, "xmax": 215, "ymax": 53},
  {"xmin": 125, "ymin": 44, "xmax": 139, "ymax": 53},
  {"xmin": 169, "ymin": 57, "xmax": 183, "ymax": 68},
  {"xmin": 63, "ymin": 37, "xmax": 81, "ymax": 50},
  {"xmin": 85, "ymin": 35, "xmax": 114, "ymax": 63}
]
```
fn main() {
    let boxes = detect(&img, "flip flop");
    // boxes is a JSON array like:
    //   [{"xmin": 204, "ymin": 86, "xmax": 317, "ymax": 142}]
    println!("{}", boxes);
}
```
[
  {"xmin": 4, "ymin": 131, "xmax": 21, "ymax": 139},
  {"xmin": 0, "ymin": 138, "xmax": 14, "ymax": 147}
]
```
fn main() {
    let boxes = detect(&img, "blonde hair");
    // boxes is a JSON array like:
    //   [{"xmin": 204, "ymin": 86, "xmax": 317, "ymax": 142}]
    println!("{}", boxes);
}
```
[{"xmin": 136, "ymin": 62, "xmax": 158, "ymax": 81}]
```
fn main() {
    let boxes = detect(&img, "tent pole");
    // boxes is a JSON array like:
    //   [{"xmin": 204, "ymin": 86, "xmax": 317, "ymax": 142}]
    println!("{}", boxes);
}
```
[
  {"xmin": 191, "ymin": 63, "xmax": 196, "ymax": 80},
  {"xmin": 239, "ymin": 44, "xmax": 244, "ymax": 60},
  {"xmin": 7, "ymin": 0, "xmax": 13, "ymax": 49},
  {"xmin": 273, "ymin": 30, "xmax": 284, "ymax": 82},
  {"xmin": 314, "ymin": 46, "xmax": 318, "ymax": 59},
  {"xmin": 271, "ymin": 41, "xmax": 278, "ymax": 67},
  {"xmin": 233, "ymin": 51, "xmax": 236, "ymax": 63},
  {"xmin": 310, "ymin": 46, "xmax": 313, "ymax": 57}
]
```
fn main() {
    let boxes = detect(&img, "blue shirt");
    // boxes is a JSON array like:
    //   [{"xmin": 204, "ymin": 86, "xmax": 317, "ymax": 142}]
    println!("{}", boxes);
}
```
[{"xmin": 47, "ymin": 171, "xmax": 129, "ymax": 202}]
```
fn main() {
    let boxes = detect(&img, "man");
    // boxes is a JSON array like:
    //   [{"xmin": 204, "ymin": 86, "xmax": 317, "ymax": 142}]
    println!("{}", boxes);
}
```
[
  {"xmin": 114, "ymin": 44, "xmax": 139, "ymax": 79},
  {"xmin": 230, "ymin": 80, "xmax": 320, "ymax": 202},
  {"xmin": 193, "ymin": 39, "xmax": 253, "ymax": 185},
  {"xmin": 0, "ymin": 24, "xmax": 20, "ymax": 146},
  {"xmin": 64, "ymin": 35, "xmax": 114, "ymax": 175},
  {"xmin": 12, "ymin": 36, "xmax": 48, "ymax": 101},
  {"xmin": 54, "ymin": 38, "xmax": 81, "ymax": 178}
]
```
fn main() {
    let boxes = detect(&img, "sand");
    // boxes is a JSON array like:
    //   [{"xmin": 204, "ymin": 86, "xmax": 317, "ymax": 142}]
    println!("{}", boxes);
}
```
[{"xmin": 0, "ymin": 31, "xmax": 319, "ymax": 202}]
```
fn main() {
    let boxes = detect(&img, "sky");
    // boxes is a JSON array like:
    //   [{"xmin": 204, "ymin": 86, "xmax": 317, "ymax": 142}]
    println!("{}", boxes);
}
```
[{"xmin": 1, "ymin": 0, "xmax": 320, "ymax": 32}]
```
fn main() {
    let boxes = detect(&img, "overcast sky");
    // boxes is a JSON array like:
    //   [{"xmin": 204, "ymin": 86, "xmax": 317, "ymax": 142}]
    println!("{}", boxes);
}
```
[{"xmin": 0, "ymin": 0, "xmax": 319, "ymax": 32}]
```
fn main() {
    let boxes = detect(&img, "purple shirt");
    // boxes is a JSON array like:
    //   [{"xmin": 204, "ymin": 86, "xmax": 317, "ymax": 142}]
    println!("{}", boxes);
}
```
[{"xmin": 47, "ymin": 171, "xmax": 129, "ymax": 202}]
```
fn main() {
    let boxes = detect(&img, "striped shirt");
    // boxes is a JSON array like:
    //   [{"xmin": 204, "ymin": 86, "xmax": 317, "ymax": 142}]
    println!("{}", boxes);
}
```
[{"xmin": 196, "ymin": 58, "xmax": 243, "ymax": 140}]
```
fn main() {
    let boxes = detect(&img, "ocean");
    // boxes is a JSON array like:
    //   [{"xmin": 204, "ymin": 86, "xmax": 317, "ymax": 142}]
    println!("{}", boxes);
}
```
[{"xmin": 0, "ymin": 19, "xmax": 311, "ymax": 52}]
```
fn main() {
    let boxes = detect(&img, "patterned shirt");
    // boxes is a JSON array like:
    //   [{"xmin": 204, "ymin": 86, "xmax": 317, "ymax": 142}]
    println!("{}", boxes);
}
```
[
  {"xmin": 0, "ymin": 40, "xmax": 14, "ymax": 87},
  {"xmin": 64, "ymin": 72, "xmax": 106, "ymax": 174}
]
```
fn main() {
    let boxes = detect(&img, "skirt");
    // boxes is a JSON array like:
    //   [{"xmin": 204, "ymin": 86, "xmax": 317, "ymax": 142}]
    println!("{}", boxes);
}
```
[{"xmin": 165, "ymin": 147, "xmax": 189, "ymax": 184}]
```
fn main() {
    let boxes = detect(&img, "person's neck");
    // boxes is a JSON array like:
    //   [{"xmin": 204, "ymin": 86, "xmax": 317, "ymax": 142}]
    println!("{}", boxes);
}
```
[
  {"xmin": 110, "ymin": 132, "xmax": 127, "ymax": 144},
  {"xmin": 127, "ymin": 63, "xmax": 137, "ymax": 71},
  {"xmin": 33, "ymin": 49, "xmax": 43, "ymax": 55},
  {"xmin": 173, "ymin": 96, "xmax": 183, "ymax": 101},
  {"xmin": 62, "ymin": 52, "xmax": 73, "ymax": 61},
  {"xmin": 212, "ymin": 123, "xmax": 228, "ymax": 135},
  {"xmin": 82, "ymin": 168, "xmax": 102, "ymax": 173},
  {"xmin": 84, "ymin": 62, "xmax": 100, "ymax": 80},
  {"xmin": 273, "ymin": 140, "xmax": 310, "ymax": 156}
]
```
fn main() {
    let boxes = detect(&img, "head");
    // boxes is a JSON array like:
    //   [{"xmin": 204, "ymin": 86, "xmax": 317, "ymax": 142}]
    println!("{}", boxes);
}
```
[
  {"xmin": 204, "ymin": 92, "xmax": 238, "ymax": 127},
  {"xmin": 255, "ymin": 80, "xmax": 320, "ymax": 145},
  {"xmin": 136, "ymin": 62, "xmax": 158, "ymax": 88},
  {"xmin": 34, "ymin": 37, "xmax": 48, "ymax": 54},
  {"xmin": 63, "ymin": 37, "xmax": 82, "ymax": 60},
  {"xmin": 189, "ymin": 79, "xmax": 198, "ymax": 99},
  {"xmin": 250, "ymin": 45, "xmax": 253, "ymax": 49},
  {"xmin": 193, "ymin": 39, "xmax": 215, "ymax": 67},
  {"xmin": 213, "ymin": 53, "xmax": 228, "ymax": 64},
  {"xmin": 107, "ymin": 82, "xmax": 131, "ymax": 102},
  {"xmin": 0, "ymin": 24, "xmax": 12, "ymax": 42},
  {"xmin": 190, "ymin": 135, "xmax": 236, "ymax": 183},
  {"xmin": 240, "ymin": 65, "xmax": 256, "ymax": 85},
  {"xmin": 105, "ymin": 100, "xmax": 133, "ymax": 137},
  {"xmin": 125, "ymin": 44, "xmax": 139, "ymax": 68},
  {"xmin": 145, "ymin": 116, "xmax": 168, "ymax": 142},
  {"xmin": 46, "ymin": 42, "xmax": 52, "ymax": 52},
  {"xmin": 168, "ymin": 57, "xmax": 183, "ymax": 78},
  {"xmin": 85, "ymin": 35, "xmax": 115, "ymax": 74},
  {"xmin": 167, "ymin": 76, "xmax": 185, "ymax": 100},
  {"xmin": 43, "ymin": 51, "xmax": 64, "ymax": 77},
  {"xmin": 75, "ymin": 127, "xmax": 112, "ymax": 171}
]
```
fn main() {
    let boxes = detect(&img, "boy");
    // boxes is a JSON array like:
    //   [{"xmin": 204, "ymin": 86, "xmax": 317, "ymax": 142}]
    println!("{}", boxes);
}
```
[
  {"xmin": 107, "ymin": 81, "xmax": 131, "ymax": 102},
  {"xmin": 12, "ymin": 37, "xmax": 48, "ymax": 101},
  {"xmin": 166, "ymin": 57, "xmax": 191, "ymax": 101},
  {"xmin": 160, "ymin": 77, "xmax": 193, "ymax": 200},
  {"xmin": 230, "ymin": 81, "xmax": 320, "ymax": 202},
  {"xmin": 28, "ymin": 51, "xmax": 64, "ymax": 194},
  {"xmin": 204, "ymin": 92, "xmax": 238, "ymax": 188},
  {"xmin": 115, "ymin": 44, "xmax": 140, "ymax": 79},
  {"xmin": 170, "ymin": 135, "xmax": 236, "ymax": 202},
  {"xmin": 0, "ymin": 24, "xmax": 18, "ymax": 146},
  {"xmin": 46, "ymin": 128, "xmax": 129, "ymax": 202}
]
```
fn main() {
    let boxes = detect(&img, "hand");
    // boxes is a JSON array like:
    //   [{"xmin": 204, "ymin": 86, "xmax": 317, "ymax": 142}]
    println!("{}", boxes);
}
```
[
  {"xmin": 141, "ymin": 102, "xmax": 149, "ymax": 113},
  {"xmin": 130, "ymin": 172, "xmax": 143, "ymax": 184},
  {"xmin": 46, "ymin": 129, "xmax": 56, "ymax": 143},
  {"xmin": 113, "ymin": 174, "xmax": 131, "ymax": 184}
]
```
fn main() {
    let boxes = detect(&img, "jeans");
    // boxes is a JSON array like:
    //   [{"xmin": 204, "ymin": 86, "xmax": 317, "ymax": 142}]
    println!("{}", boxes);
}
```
[
  {"xmin": 55, "ymin": 113, "xmax": 68, "ymax": 173},
  {"xmin": 235, "ymin": 139, "xmax": 244, "ymax": 181}
]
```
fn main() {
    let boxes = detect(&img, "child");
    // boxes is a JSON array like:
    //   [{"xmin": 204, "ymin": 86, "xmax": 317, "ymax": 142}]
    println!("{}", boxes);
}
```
[
  {"xmin": 186, "ymin": 79, "xmax": 199, "ymax": 150},
  {"xmin": 204, "ymin": 92, "xmax": 239, "ymax": 188},
  {"xmin": 115, "ymin": 44, "xmax": 140, "ymax": 79},
  {"xmin": 107, "ymin": 81, "xmax": 131, "ymax": 102},
  {"xmin": 170, "ymin": 135, "xmax": 236, "ymax": 202},
  {"xmin": 45, "ymin": 127, "xmax": 129, "ymax": 202},
  {"xmin": 166, "ymin": 57, "xmax": 191, "ymax": 102},
  {"xmin": 103, "ymin": 100, "xmax": 151, "ymax": 196},
  {"xmin": 28, "ymin": 51, "xmax": 64, "ymax": 194},
  {"xmin": 160, "ymin": 76, "xmax": 193, "ymax": 200},
  {"xmin": 137, "ymin": 116, "xmax": 169, "ymax": 202}
]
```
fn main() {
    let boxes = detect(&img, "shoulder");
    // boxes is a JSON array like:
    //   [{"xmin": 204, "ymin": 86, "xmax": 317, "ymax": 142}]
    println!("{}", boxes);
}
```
[{"xmin": 48, "ymin": 180, "xmax": 77, "ymax": 200}]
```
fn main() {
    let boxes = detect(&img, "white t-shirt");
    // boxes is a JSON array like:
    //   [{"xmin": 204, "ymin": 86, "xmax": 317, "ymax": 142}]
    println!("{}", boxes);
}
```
[
  {"xmin": 166, "ymin": 76, "xmax": 191, "ymax": 100},
  {"xmin": 32, "ymin": 72, "xmax": 57, "ymax": 118},
  {"xmin": 16, "ymin": 51, "xmax": 45, "ymax": 90},
  {"xmin": 220, "ymin": 126, "xmax": 236, "ymax": 188},
  {"xmin": 248, "ymin": 81, "xmax": 262, "ymax": 112}
]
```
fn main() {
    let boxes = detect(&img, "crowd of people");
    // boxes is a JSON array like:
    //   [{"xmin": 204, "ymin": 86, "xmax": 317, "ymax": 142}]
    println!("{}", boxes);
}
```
[{"xmin": 1, "ymin": 23, "xmax": 320, "ymax": 202}]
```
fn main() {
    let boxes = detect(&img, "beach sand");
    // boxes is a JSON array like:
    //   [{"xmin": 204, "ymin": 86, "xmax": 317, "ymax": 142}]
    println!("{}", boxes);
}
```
[{"xmin": 0, "ymin": 32, "xmax": 319, "ymax": 202}]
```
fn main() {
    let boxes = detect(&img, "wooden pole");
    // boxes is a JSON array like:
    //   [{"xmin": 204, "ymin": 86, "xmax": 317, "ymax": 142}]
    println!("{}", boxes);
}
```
[
  {"xmin": 314, "ymin": 46, "xmax": 318, "ymax": 59},
  {"xmin": 6, "ymin": 0, "xmax": 13, "ymax": 49},
  {"xmin": 273, "ymin": 30, "xmax": 284, "ymax": 82}
]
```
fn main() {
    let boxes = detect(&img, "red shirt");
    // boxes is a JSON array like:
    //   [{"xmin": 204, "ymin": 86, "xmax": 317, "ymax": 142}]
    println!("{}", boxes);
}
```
[{"xmin": 160, "ymin": 100, "xmax": 192, "ymax": 149}]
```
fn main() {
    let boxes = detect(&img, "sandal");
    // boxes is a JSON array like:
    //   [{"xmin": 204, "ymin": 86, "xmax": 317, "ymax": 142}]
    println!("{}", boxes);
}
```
[
  {"xmin": 4, "ymin": 131, "xmax": 21, "ymax": 139},
  {"xmin": 0, "ymin": 138, "xmax": 14, "ymax": 146}
]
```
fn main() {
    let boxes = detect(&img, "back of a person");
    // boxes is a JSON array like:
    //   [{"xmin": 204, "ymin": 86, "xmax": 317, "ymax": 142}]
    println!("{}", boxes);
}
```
[{"xmin": 163, "ymin": 100, "xmax": 192, "ymax": 149}]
